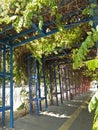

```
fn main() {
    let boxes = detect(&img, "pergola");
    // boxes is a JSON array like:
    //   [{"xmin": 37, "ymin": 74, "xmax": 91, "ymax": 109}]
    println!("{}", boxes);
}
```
[{"xmin": 0, "ymin": 0, "xmax": 97, "ymax": 128}]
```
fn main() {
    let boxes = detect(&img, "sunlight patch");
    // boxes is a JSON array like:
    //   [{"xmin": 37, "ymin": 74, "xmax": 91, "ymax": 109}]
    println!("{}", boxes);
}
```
[{"xmin": 40, "ymin": 111, "xmax": 70, "ymax": 118}]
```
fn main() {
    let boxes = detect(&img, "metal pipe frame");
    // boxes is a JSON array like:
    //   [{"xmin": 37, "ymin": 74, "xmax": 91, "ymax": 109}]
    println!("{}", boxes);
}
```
[
  {"xmin": 53, "ymin": 64, "xmax": 59, "ymax": 106},
  {"xmin": 12, "ymin": 18, "xmax": 90, "ymax": 48},
  {"xmin": 0, "ymin": 44, "xmax": 13, "ymax": 128},
  {"xmin": 64, "ymin": 66, "xmax": 69, "ymax": 101},
  {"xmin": 58, "ymin": 64, "xmax": 63, "ymax": 104},
  {"xmin": 2, "ymin": 45, "xmax": 6, "ymax": 126},
  {"xmin": 49, "ymin": 64, "xmax": 53, "ymax": 105},
  {"xmin": 9, "ymin": 45, "xmax": 13, "ymax": 128},
  {"xmin": 42, "ymin": 56, "xmax": 48, "ymax": 111},
  {"xmin": 27, "ymin": 55, "xmax": 48, "ymax": 114},
  {"xmin": 27, "ymin": 54, "xmax": 33, "ymax": 114}
]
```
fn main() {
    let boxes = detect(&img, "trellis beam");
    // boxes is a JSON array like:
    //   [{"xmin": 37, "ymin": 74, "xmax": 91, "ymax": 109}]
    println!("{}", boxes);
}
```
[{"xmin": 12, "ymin": 18, "xmax": 90, "ymax": 48}]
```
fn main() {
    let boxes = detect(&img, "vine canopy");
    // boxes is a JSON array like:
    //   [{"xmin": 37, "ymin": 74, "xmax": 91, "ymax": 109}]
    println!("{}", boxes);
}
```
[{"xmin": 0, "ymin": 0, "xmax": 97, "ymax": 83}]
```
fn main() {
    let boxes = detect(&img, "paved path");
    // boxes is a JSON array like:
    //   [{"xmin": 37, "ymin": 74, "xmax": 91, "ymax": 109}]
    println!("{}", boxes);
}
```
[{"xmin": 0, "ymin": 90, "xmax": 95, "ymax": 130}]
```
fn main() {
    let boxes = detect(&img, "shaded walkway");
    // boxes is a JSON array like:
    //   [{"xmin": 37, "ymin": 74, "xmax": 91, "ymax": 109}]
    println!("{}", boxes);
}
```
[{"xmin": 1, "ymin": 90, "xmax": 94, "ymax": 130}]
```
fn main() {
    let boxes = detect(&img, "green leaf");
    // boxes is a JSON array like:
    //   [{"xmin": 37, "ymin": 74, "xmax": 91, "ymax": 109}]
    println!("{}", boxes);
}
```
[
  {"xmin": 89, "ymin": 20, "xmax": 94, "ymax": 26},
  {"xmin": 93, "ymin": 31, "xmax": 98, "ymax": 41},
  {"xmin": 88, "ymin": 8, "xmax": 94, "ymax": 16},
  {"xmin": 39, "ymin": 19, "xmax": 43, "ymax": 30},
  {"xmin": 91, "ymin": 3, "xmax": 97, "ymax": 9},
  {"xmin": 87, "ymin": 31, "xmax": 92, "ymax": 36}
]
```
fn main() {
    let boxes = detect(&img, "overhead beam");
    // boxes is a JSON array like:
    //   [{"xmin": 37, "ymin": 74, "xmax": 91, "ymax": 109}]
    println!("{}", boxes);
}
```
[
  {"xmin": 0, "ymin": 4, "xmax": 88, "ymax": 45},
  {"xmin": 32, "ymin": 23, "xmax": 46, "ymax": 36},
  {"xmin": 11, "ymin": 28, "xmax": 35, "ymax": 41},
  {"xmin": 44, "ymin": 53, "xmax": 72, "ymax": 61},
  {"xmin": 0, "ymin": 39, "xmax": 7, "ymax": 46},
  {"xmin": 12, "ymin": 18, "xmax": 90, "ymax": 48},
  {"xmin": 0, "ymin": 24, "xmax": 12, "ymax": 34},
  {"xmin": 12, "ymin": 35, "xmax": 44, "ymax": 48},
  {"xmin": 10, "ymin": 23, "xmax": 45, "ymax": 42}
]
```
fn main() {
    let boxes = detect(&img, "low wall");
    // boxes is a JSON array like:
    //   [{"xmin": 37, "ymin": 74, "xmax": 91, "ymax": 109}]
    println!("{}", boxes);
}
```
[{"xmin": 0, "ymin": 86, "xmax": 29, "ymax": 111}]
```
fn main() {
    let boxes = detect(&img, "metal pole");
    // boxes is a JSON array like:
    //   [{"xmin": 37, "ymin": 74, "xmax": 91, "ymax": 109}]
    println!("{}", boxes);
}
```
[
  {"xmin": 64, "ymin": 66, "xmax": 68, "ymax": 101},
  {"xmin": 78, "ymin": 72, "xmax": 80, "ymax": 95},
  {"xmin": 49, "ymin": 64, "xmax": 53, "ymax": 105},
  {"xmin": 67, "ymin": 66, "xmax": 71, "ymax": 99},
  {"xmin": 10, "ymin": 46, "xmax": 14, "ymax": 128},
  {"xmin": 2, "ymin": 45, "xmax": 6, "ymax": 126},
  {"xmin": 53, "ymin": 64, "xmax": 58, "ymax": 106},
  {"xmin": 34, "ymin": 58, "xmax": 39, "ymax": 114},
  {"xmin": 37, "ymin": 61, "xmax": 41, "ymax": 111},
  {"xmin": 74, "ymin": 72, "xmax": 77, "ymax": 96},
  {"xmin": 27, "ymin": 54, "xmax": 33, "ymax": 114},
  {"xmin": 42, "ymin": 56, "xmax": 48, "ymax": 111},
  {"xmin": 70, "ymin": 67, "xmax": 73, "ymax": 97},
  {"xmin": 58, "ymin": 64, "xmax": 63, "ymax": 104}
]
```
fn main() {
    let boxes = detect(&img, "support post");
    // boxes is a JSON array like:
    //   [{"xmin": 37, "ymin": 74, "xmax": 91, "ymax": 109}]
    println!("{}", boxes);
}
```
[
  {"xmin": 64, "ymin": 66, "xmax": 68, "ymax": 101},
  {"xmin": 58, "ymin": 64, "xmax": 63, "ymax": 104},
  {"xmin": 42, "ymin": 56, "xmax": 48, "ymax": 111},
  {"xmin": 67, "ymin": 66, "xmax": 71, "ymax": 99},
  {"xmin": 28, "ymin": 54, "xmax": 33, "ymax": 115},
  {"xmin": 37, "ymin": 61, "xmax": 41, "ymax": 111},
  {"xmin": 9, "ymin": 45, "xmax": 14, "ymax": 128},
  {"xmin": 53, "ymin": 64, "xmax": 58, "ymax": 106},
  {"xmin": 2, "ymin": 45, "xmax": 6, "ymax": 126},
  {"xmin": 33, "ymin": 58, "xmax": 39, "ymax": 114},
  {"xmin": 49, "ymin": 64, "xmax": 53, "ymax": 105}
]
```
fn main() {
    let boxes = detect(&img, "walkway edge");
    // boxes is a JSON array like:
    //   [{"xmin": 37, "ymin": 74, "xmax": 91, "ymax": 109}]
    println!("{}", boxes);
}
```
[{"xmin": 58, "ymin": 92, "xmax": 94, "ymax": 130}]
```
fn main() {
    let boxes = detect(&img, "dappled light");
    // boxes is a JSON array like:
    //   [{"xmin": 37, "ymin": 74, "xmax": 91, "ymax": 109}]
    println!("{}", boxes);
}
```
[
  {"xmin": 71, "ymin": 100, "xmax": 84, "ymax": 103},
  {"xmin": 40, "ymin": 111, "xmax": 70, "ymax": 119},
  {"xmin": 66, "ymin": 103, "xmax": 79, "ymax": 108}
]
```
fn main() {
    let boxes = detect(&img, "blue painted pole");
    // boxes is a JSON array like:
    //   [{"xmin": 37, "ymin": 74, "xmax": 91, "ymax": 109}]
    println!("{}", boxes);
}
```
[
  {"xmin": 49, "ymin": 64, "xmax": 53, "ymax": 105},
  {"xmin": 2, "ymin": 45, "xmax": 6, "ymax": 126},
  {"xmin": 70, "ymin": 67, "xmax": 74, "ymax": 97},
  {"xmin": 61, "ymin": 66, "xmax": 64, "ymax": 100},
  {"xmin": 37, "ymin": 61, "xmax": 42, "ymax": 111},
  {"xmin": 58, "ymin": 64, "xmax": 63, "ymax": 104},
  {"xmin": 67, "ymin": 66, "xmax": 71, "ymax": 99},
  {"xmin": 42, "ymin": 56, "xmax": 48, "ymax": 111},
  {"xmin": 74, "ymin": 72, "xmax": 77, "ymax": 96},
  {"xmin": 73, "ymin": 72, "xmax": 76, "ymax": 95},
  {"xmin": 71, "ymin": 70, "xmax": 74, "ymax": 96},
  {"xmin": 9, "ymin": 45, "xmax": 14, "ymax": 128},
  {"xmin": 64, "ymin": 66, "xmax": 68, "ymax": 101},
  {"xmin": 78, "ymin": 72, "xmax": 80, "ymax": 95},
  {"xmin": 53, "ymin": 64, "xmax": 58, "ymax": 106},
  {"xmin": 34, "ymin": 58, "xmax": 39, "ymax": 114},
  {"xmin": 81, "ymin": 77, "xmax": 83, "ymax": 93},
  {"xmin": 27, "ymin": 54, "xmax": 33, "ymax": 114}
]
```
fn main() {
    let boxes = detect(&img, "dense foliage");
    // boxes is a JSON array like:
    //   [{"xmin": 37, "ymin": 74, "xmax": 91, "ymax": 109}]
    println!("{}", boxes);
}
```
[
  {"xmin": 73, "ymin": 26, "xmax": 98, "ymax": 70},
  {"xmin": 0, "ymin": 0, "xmax": 62, "ymax": 32},
  {"xmin": 0, "ymin": 0, "xmax": 90, "ymax": 83},
  {"xmin": 0, "ymin": 2, "xmax": 97, "ymax": 84},
  {"xmin": 0, "ymin": 0, "xmax": 95, "ymax": 80}
]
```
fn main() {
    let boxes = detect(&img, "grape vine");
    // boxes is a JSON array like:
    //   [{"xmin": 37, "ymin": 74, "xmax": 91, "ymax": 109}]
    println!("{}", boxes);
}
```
[{"xmin": 73, "ymin": 26, "xmax": 98, "ymax": 70}]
